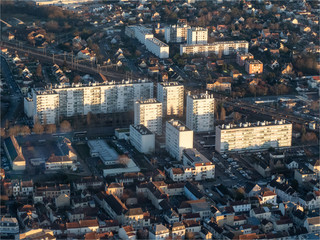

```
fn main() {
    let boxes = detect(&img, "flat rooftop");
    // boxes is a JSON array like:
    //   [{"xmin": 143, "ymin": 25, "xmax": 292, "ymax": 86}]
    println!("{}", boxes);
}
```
[
  {"xmin": 247, "ymin": 60, "xmax": 263, "ymax": 64},
  {"xmin": 32, "ymin": 79, "xmax": 152, "ymax": 94},
  {"xmin": 218, "ymin": 120, "xmax": 291, "ymax": 130},
  {"xmin": 167, "ymin": 119, "xmax": 191, "ymax": 132},
  {"xmin": 187, "ymin": 92, "xmax": 214, "ymax": 100},
  {"xmin": 184, "ymin": 148, "xmax": 212, "ymax": 165},
  {"xmin": 33, "ymin": 88, "xmax": 58, "ymax": 95},
  {"xmin": 136, "ymin": 98, "xmax": 161, "ymax": 105},
  {"xmin": 159, "ymin": 82, "xmax": 183, "ymax": 87},
  {"xmin": 181, "ymin": 40, "xmax": 249, "ymax": 47},
  {"xmin": 146, "ymin": 37, "xmax": 169, "ymax": 47},
  {"xmin": 131, "ymin": 124, "xmax": 154, "ymax": 135},
  {"xmin": 88, "ymin": 140, "xmax": 118, "ymax": 164}
]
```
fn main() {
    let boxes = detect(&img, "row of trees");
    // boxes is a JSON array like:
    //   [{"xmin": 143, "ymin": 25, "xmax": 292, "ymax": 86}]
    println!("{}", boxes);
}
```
[{"xmin": 2, "ymin": 121, "xmax": 72, "ymax": 137}]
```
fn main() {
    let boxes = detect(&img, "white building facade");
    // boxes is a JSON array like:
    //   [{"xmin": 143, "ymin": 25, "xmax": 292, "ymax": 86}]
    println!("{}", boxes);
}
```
[
  {"xmin": 130, "ymin": 125, "xmax": 155, "ymax": 154},
  {"xmin": 180, "ymin": 40, "xmax": 249, "ymax": 56},
  {"xmin": 165, "ymin": 24, "xmax": 190, "ymax": 43},
  {"xmin": 157, "ymin": 82, "xmax": 184, "ymax": 117},
  {"xmin": 186, "ymin": 92, "xmax": 215, "ymax": 132},
  {"xmin": 215, "ymin": 120, "xmax": 292, "ymax": 153},
  {"xmin": 145, "ymin": 38, "xmax": 169, "ymax": 59},
  {"xmin": 134, "ymin": 99, "xmax": 162, "ymax": 135},
  {"xmin": 187, "ymin": 27, "xmax": 208, "ymax": 45},
  {"xmin": 32, "ymin": 80, "xmax": 153, "ymax": 124},
  {"xmin": 181, "ymin": 148, "xmax": 215, "ymax": 181},
  {"xmin": 32, "ymin": 89, "xmax": 59, "ymax": 124},
  {"xmin": 125, "ymin": 25, "xmax": 169, "ymax": 58},
  {"xmin": 166, "ymin": 120, "xmax": 193, "ymax": 160}
]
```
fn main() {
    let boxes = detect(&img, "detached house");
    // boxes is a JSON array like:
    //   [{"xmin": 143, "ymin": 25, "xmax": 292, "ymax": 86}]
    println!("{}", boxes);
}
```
[
  {"xmin": 149, "ymin": 224, "xmax": 169, "ymax": 240},
  {"xmin": 119, "ymin": 226, "xmax": 136, "ymax": 240},
  {"xmin": 259, "ymin": 188, "xmax": 277, "ymax": 205}
]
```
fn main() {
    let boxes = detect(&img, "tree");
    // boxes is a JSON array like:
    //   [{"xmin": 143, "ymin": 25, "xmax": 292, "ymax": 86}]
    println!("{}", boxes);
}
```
[
  {"xmin": 45, "ymin": 124, "xmax": 56, "ymax": 134},
  {"xmin": 185, "ymin": 232, "xmax": 195, "ymax": 240},
  {"xmin": 45, "ymin": 20, "xmax": 60, "ymax": 32},
  {"xmin": 33, "ymin": 123, "xmax": 44, "ymax": 135},
  {"xmin": 118, "ymin": 155, "xmax": 130, "ymax": 166},
  {"xmin": 0, "ymin": 128, "xmax": 5, "ymax": 138},
  {"xmin": 60, "ymin": 120, "xmax": 72, "ymax": 132},
  {"xmin": 86, "ymin": 112, "xmax": 92, "ymax": 126},
  {"xmin": 20, "ymin": 126, "xmax": 31, "ymax": 136},
  {"xmin": 301, "ymin": 132, "xmax": 318, "ymax": 144},
  {"xmin": 8, "ymin": 126, "xmax": 20, "ymax": 136},
  {"xmin": 310, "ymin": 100, "xmax": 319, "ymax": 111},
  {"xmin": 135, "ymin": 50, "xmax": 141, "ymax": 57},
  {"xmin": 233, "ymin": 112, "xmax": 242, "ymax": 122},
  {"xmin": 235, "ymin": 188, "xmax": 245, "ymax": 200},
  {"xmin": 73, "ymin": 75, "xmax": 81, "ymax": 84},
  {"xmin": 220, "ymin": 107, "xmax": 226, "ymax": 121},
  {"xmin": 36, "ymin": 64, "xmax": 42, "ymax": 78}
]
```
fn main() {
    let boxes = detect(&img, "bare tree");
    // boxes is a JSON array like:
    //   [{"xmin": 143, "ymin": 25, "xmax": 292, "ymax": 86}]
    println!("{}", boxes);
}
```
[
  {"xmin": 233, "ymin": 112, "xmax": 242, "ymax": 123},
  {"xmin": 33, "ymin": 123, "xmax": 44, "ymax": 135},
  {"xmin": 36, "ymin": 64, "xmax": 42, "ymax": 78},
  {"xmin": 60, "ymin": 120, "xmax": 72, "ymax": 132},
  {"xmin": 302, "ymin": 132, "xmax": 318, "ymax": 143},
  {"xmin": 86, "ymin": 112, "xmax": 92, "ymax": 126},
  {"xmin": 20, "ymin": 126, "xmax": 31, "ymax": 136},
  {"xmin": 118, "ymin": 155, "xmax": 130, "ymax": 166},
  {"xmin": 8, "ymin": 126, "xmax": 21, "ymax": 136},
  {"xmin": 45, "ymin": 124, "xmax": 57, "ymax": 134},
  {"xmin": 73, "ymin": 75, "xmax": 81, "ymax": 84},
  {"xmin": 220, "ymin": 107, "xmax": 226, "ymax": 121},
  {"xmin": 0, "ymin": 128, "xmax": 5, "ymax": 138}
]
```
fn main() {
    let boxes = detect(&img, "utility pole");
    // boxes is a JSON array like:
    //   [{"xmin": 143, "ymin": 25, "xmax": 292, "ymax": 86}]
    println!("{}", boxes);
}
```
[{"xmin": 53, "ymin": 53, "xmax": 55, "ymax": 63}]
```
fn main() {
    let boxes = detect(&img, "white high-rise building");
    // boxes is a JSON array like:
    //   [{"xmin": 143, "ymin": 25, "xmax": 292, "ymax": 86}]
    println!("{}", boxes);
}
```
[
  {"xmin": 164, "ymin": 24, "xmax": 190, "ymax": 43},
  {"xmin": 166, "ymin": 119, "xmax": 193, "ymax": 160},
  {"xmin": 32, "ymin": 80, "xmax": 153, "ymax": 124},
  {"xmin": 32, "ymin": 89, "xmax": 59, "ymax": 124},
  {"xmin": 145, "ymin": 38, "xmax": 169, "ymax": 59},
  {"xmin": 130, "ymin": 124, "xmax": 155, "ymax": 154},
  {"xmin": 187, "ymin": 27, "xmax": 208, "ymax": 45},
  {"xmin": 180, "ymin": 40, "xmax": 249, "ymax": 56},
  {"xmin": 186, "ymin": 92, "xmax": 215, "ymax": 132},
  {"xmin": 157, "ymin": 82, "xmax": 184, "ymax": 117},
  {"xmin": 215, "ymin": 120, "xmax": 292, "ymax": 153},
  {"xmin": 134, "ymin": 99, "xmax": 163, "ymax": 135},
  {"xmin": 125, "ymin": 26, "xmax": 169, "ymax": 58}
]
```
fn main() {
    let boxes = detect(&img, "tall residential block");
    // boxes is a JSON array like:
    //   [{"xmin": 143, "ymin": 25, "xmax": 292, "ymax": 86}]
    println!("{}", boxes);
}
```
[
  {"xmin": 165, "ymin": 24, "xmax": 190, "ymax": 43},
  {"xmin": 130, "ymin": 124, "xmax": 155, "ymax": 154},
  {"xmin": 236, "ymin": 52, "xmax": 254, "ymax": 66},
  {"xmin": 180, "ymin": 40, "xmax": 249, "ymax": 56},
  {"xmin": 134, "ymin": 99, "xmax": 163, "ymax": 135},
  {"xmin": 125, "ymin": 25, "xmax": 169, "ymax": 58},
  {"xmin": 245, "ymin": 60, "xmax": 264, "ymax": 74},
  {"xmin": 187, "ymin": 27, "xmax": 208, "ymax": 45},
  {"xmin": 186, "ymin": 92, "xmax": 215, "ymax": 132},
  {"xmin": 166, "ymin": 119, "xmax": 193, "ymax": 160},
  {"xmin": 215, "ymin": 120, "xmax": 292, "ymax": 153},
  {"xmin": 32, "ymin": 89, "xmax": 59, "ymax": 124},
  {"xmin": 145, "ymin": 38, "xmax": 169, "ymax": 59},
  {"xmin": 157, "ymin": 82, "xmax": 184, "ymax": 117},
  {"xmin": 32, "ymin": 80, "xmax": 153, "ymax": 124}
]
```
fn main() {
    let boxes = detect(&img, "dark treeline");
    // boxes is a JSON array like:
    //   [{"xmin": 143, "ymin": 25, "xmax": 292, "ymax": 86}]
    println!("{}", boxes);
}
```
[{"xmin": 1, "ymin": 1, "xmax": 80, "ymax": 21}]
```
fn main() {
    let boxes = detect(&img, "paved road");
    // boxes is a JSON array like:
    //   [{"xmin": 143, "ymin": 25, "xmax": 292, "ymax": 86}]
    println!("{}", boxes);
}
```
[{"xmin": 1, "ymin": 56, "xmax": 23, "ymax": 128}]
